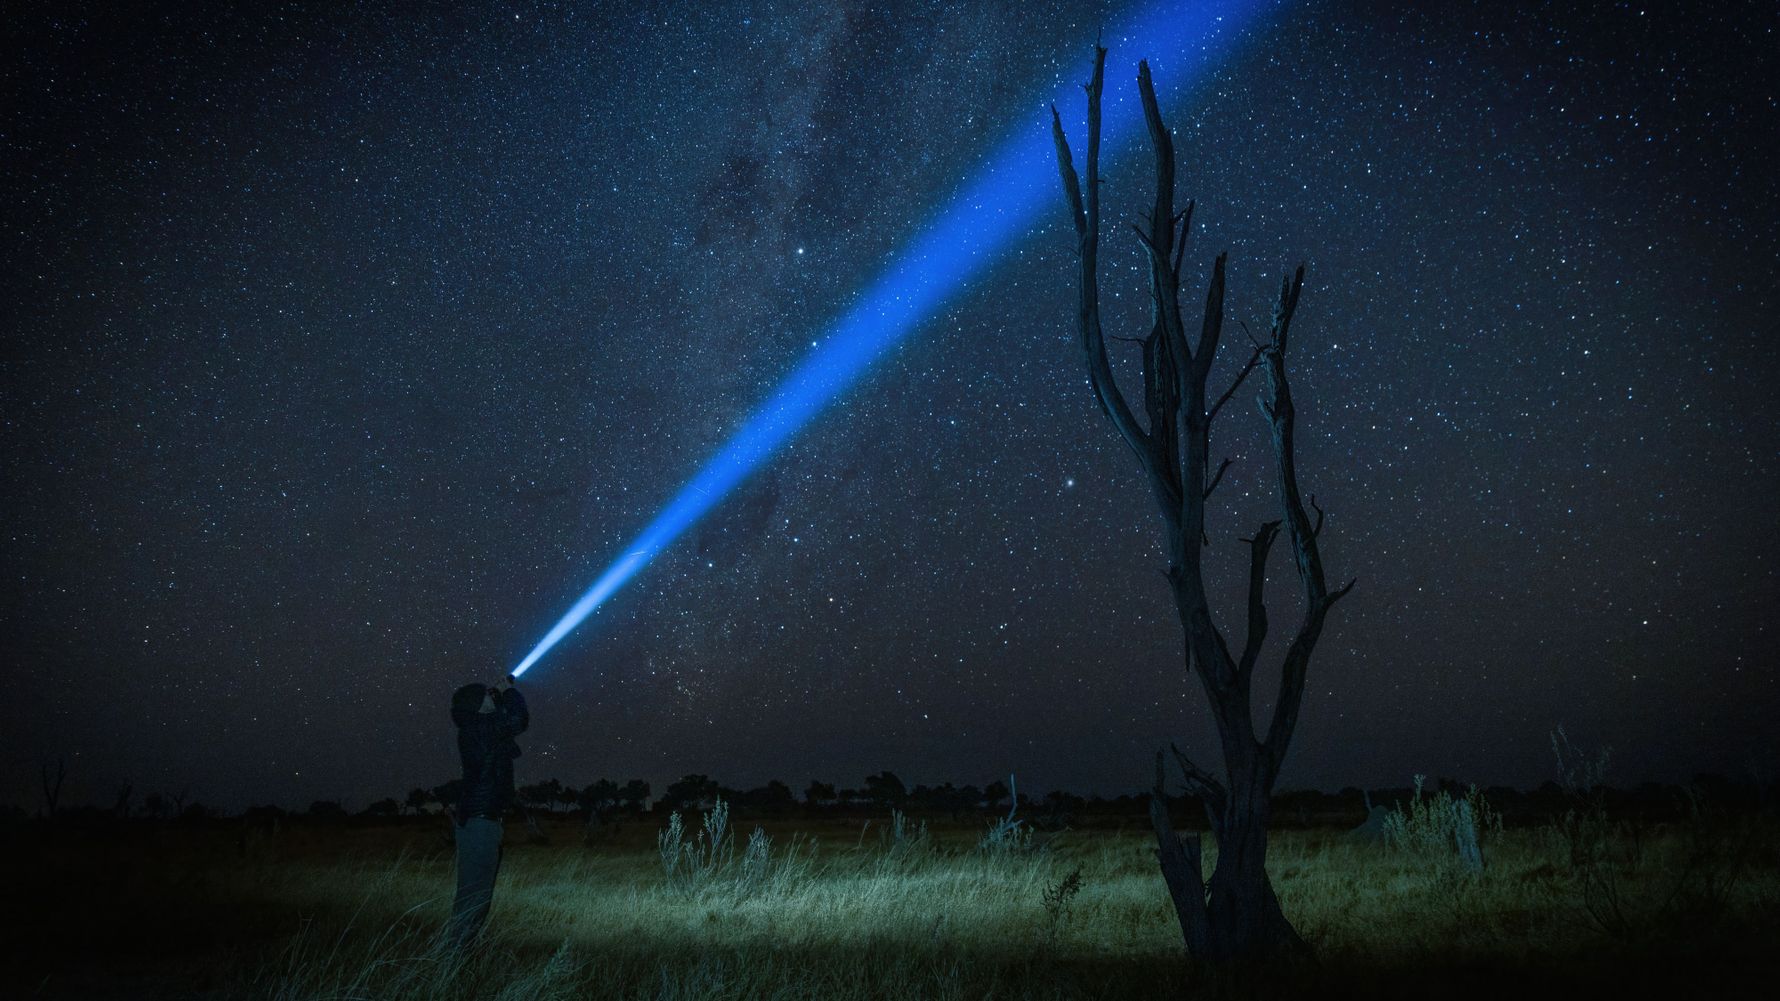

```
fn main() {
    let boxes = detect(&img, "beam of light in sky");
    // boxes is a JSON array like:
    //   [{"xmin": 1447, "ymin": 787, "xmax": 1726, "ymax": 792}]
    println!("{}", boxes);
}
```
[{"xmin": 511, "ymin": 0, "xmax": 1278, "ymax": 677}]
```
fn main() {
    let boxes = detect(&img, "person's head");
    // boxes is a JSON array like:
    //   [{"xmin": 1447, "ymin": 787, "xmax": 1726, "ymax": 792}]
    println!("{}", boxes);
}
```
[{"xmin": 450, "ymin": 682, "xmax": 488, "ymax": 727}]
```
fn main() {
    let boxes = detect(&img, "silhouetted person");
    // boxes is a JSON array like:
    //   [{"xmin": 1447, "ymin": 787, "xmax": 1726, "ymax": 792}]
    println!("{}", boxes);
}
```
[{"xmin": 445, "ymin": 674, "xmax": 528, "ymax": 950}]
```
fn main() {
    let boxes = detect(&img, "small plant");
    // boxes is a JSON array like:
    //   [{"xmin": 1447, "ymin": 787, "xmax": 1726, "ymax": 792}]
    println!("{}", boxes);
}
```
[
  {"xmin": 657, "ymin": 810, "xmax": 686, "ymax": 880},
  {"xmin": 656, "ymin": 798, "xmax": 735, "ymax": 893},
  {"xmin": 978, "ymin": 773, "xmax": 1033, "ymax": 856},
  {"xmin": 1381, "ymin": 774, "xmax": 1501, "ymax": 873},
  {"xmin": 887, "ymin": 809, "xmax": 929, "ymax": 858},
  {"xmin": 737, "ymin": 826, "xmax": 773, "ymax": 892},
  {"xmin": 701, "ymin": 797, "xmax": 732, "ymax": 868},
  {"xmin": 1041, "ymin": 866, "xmax": 1083, "ymax": 934},
  {"xmin": 658, "ymin": 798, "xmax": 801, "ymax": 899},
  {"xmin": 1545, "ymin": 728, "xmax": 1759, "ymax": 943}
]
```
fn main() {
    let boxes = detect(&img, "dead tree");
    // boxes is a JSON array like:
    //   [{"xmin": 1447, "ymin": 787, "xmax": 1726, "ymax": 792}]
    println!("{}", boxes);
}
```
[
  {"xmin": 1051, "ymin": 47, "xmax": 1353, "ymax": 962},
  {"xmin": 40, "ymin": 758, "xmax": 65, "ymax": 819}
]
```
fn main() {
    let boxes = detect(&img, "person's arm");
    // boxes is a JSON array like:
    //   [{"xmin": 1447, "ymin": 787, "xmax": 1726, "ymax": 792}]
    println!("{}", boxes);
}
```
[{"xmin": 496, "ymin": 678, "xmax": 529, "ymax": 736}]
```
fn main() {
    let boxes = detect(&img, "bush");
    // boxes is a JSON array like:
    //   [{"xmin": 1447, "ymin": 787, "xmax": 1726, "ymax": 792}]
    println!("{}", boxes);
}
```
[
  {"xmin": 1381, "ymin": 775, "xmax": 1502, "ymax": 872},
  {"xmin": 977, "ymin": 774, "xmax": 1033, "ymax": 856},
  {"xmin": 885, "ymin": 809, "xmax": 929, "ymax": 859},
  {"xmin": 657, "ymin": 798, "xmax": 805, "ymax": 899},
  {"xmin": 1545, "ymin": 727, "xmax": 1762, "ymax": 943}
]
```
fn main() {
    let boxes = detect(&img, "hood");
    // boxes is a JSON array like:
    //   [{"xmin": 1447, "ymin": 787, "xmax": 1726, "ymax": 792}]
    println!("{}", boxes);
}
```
[{"xmin": 451, "ymin": 683, "xmax": 487, "ymax": 728}]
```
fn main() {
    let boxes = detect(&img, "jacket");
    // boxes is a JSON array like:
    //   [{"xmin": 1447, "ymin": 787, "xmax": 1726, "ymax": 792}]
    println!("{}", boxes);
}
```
[{"xmin": 451, "ymin": 685, "xmax": 529, "ymax": 822}]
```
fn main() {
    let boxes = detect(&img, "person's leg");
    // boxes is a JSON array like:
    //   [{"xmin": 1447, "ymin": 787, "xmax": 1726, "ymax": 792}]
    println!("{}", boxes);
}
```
[{"xmin": 447, "ymin": 818, "xmax": 503, "ymax": 948}]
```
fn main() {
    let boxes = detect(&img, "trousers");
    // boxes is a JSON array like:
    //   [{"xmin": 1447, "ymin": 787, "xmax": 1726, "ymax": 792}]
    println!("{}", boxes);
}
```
[{"xmin": 447, "ymin": 817, "xmax": 503, "ymax": 948}]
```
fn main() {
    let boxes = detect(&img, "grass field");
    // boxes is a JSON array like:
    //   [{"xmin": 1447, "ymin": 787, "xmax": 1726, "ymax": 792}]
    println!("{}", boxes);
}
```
[{"xmin": 7, "ymin": 809, "xmax": 1777, "ymax": 999}]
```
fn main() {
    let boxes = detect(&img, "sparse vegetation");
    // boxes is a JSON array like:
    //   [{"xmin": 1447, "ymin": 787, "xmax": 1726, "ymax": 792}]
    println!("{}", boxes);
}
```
[
  {"xmin": 6, "ymin": 807, "xmax": 1775, "ymax": 1000},
  {"xmin": 976, "ymin": 773, "xmax": 1034, "ymax": 856},
  {"xmin": 1380, "ymin": 775, "xmax": 1504, "ymax": 871},
  {"xmin": 1543, "ymin": 728, "xmax": 1764, "ymax": 945},
  {"xmin": 885, "ymin": 808, "xmax": 930, "ymax": 859}
]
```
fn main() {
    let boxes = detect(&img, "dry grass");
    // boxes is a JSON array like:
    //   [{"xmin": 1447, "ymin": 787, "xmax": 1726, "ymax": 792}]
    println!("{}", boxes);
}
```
[{"xmin": 7, "ymin": 814, "xmax": 1777, "ymax": 999}]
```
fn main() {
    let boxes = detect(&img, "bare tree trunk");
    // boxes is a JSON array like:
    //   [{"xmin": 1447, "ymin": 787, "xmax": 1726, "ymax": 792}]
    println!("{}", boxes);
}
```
[
  {"xmin": 40, "ymin": 758, "xmax": 65, "ymax": 819},
  {"xmin": 1052, "ymin": 45, "xmax": 1352, "ymax": 964}
]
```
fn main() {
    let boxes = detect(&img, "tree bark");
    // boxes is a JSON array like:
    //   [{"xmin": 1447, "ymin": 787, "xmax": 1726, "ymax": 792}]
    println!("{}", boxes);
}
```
[{"xmin": 1053, "ymin": 45, "xmax": 1352, "ymax": 964}]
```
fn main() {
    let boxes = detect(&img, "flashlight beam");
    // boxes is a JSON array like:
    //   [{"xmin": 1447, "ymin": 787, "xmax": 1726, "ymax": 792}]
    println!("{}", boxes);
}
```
[{"xmin": 512, "ymin": 0, "xmax": 1277, "ymax": 677}]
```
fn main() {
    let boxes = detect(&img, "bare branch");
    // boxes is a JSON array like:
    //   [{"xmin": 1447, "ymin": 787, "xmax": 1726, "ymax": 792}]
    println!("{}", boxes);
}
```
[
  {"xmin": 1170, "ymin": 742, "xmax": 1229, "ymax": 815},
  {"xmin": 1256, "ymin": 263, "xmax": 1352, "ymax": 776},
  {"xmin": 1129, "ymin": 223, "xmax": 1168, "ymax": 263},
  {"xmin": 1050, "ymin": 105, "xmax": 1086, "ymax": 238},
  {"xmin": 1203, "ymin": 456, "xmax": 1232, "ymax": 500},
  {"xmin": 1150, "ymin": 751, "xmax": 1211, "ymax": 957},
  {"xmin": 1137, "ymin": 59, "xmax": 1194, "ymax": 417},
  {"xmin": 1237, "ymin": 318, "xmax": 1263, "ymax": 351},
  {"xmin": 1272, "ymin": 264, "xmax": 1306, "ymax": 355},
  {"xmin": 1141, "ymin": 324, "xmax": 1184, "ymax": 502},
  {"xmin": 1208, "ymin": 345, "xmax": 1264, "ymax": 423},
  {"xmin": 1193, "ymin": 252, "xmax": 1227, "ymax": 377},
  {"xmin": 40, "ymin": 757, "xmax": 65, "ymax": 819},
  {"xmin": 1238, "ymin": 521, "xmax": 1282, "ymax": 677},
  {"xmin": 1171, "ymin": 199, "xmax": 1195, "ymax": 286},
  {"xmin": 1050, "ymin": 48, "xmax": 1150, "ymax": 465},
  {"xmin": 1310, "ymin": 494, "xmax": 1325, "ymax": 538}
]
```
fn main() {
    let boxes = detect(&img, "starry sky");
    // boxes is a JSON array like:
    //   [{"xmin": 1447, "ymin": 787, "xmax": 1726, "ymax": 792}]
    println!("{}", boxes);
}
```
[{"xmin": 4, "ymin": 0, "xmax": 1776, "ymax": 812}]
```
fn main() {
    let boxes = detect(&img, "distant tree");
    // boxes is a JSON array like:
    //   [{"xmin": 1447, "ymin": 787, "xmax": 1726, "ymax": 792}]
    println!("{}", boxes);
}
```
[
  {"xmin": 40, "ymin": 758, "xmax": 65, "ymax": 819},
  {"xmin": 552, "ymin": 782, "xmax": 580, "ymax": 814},
  {"xmin": 580, "ymin": 779, "xmax": 620, "ymax": 817},
  {"xmin": 664, "ymin": 774, "xmax": 720, "ymax": 811},
  {"xmin": 911, "ymin": 783, "xmax": 960, "ymax": 813},
  {"xmin": 1051, "ymin": 47, "xmax": 1352, "ymax": 961},
  {"xmin": 805, "ymin": 780, "xmax": 836, "ymax": 806},
  {"xmin": 405, "ymin": 787, "xmax": 433, "ymax": 816},
  {"xmin": 112, "ymin": 782, "xmax": 134, "ymax": 819},
  {"xmin": 177, "ymin": 801, "xmax": 214, "ymax": 823},
  {"xmin": 864, "ymin": 771, "xmax": 907, "ymax": 807},
  {"xmin": 431, "ymin": 779, "xmax": 463, "ymax": 813},
  {"xmin": 741, "ymin": 780, "xmax": 797, "ymax": 813},
  {"xmin": 362, "ymin": 798, "xmax": 400, "ymax": 818},
  {"xmin": 308, "ymin": 800, "xmax": 348, "ymax": 820},
  {"xmin": 142, "ymin": 793, "xmax": 168, "ymax": 820},
  {"xmin": 955, "ymin": 785, "xmax": 983, "ymax": 817},
  {"xmin": 983, "ymin": 780, "xmax": 1010, "ymax": 811},
  {"xmin": 578, "ymin": 779, "xmax": 622, "ymax": 843},
  {"xmin": 519, "ymin": 778, "xmax": 566, "ymax": 814},
  {"xmin": 1041, "ymin": 789, "xmax": 1085, "ymax": 829},
  {"xmin": 619, "ymin": 779, "xmax": 651, "ymax": 813}
]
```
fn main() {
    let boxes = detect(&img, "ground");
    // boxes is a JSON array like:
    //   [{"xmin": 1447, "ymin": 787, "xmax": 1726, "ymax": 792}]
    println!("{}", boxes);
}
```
[{"xmin": 6, "ymin": 812, "xmax": 1776, "ymax": 999}]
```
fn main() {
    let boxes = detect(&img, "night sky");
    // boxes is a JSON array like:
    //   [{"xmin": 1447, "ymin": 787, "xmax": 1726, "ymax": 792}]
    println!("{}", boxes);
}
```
[{"xmin": 4, "ymin": 0, "xmax": 1776, "ymax": 813}]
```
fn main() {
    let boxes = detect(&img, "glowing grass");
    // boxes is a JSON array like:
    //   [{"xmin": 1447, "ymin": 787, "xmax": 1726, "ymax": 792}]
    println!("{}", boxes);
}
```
[
  {"xmin": 9, "ymin": 817, "xmax": 1776, "ymax": 998},
  {"xmin": 245, "ymin": 825, "xmax": 1780, "ymax": 998}
]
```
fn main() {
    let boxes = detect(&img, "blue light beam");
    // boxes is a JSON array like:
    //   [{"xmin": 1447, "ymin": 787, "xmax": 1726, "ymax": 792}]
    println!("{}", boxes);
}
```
[{"xmin": 512, "ymin": 0, "xmax": 1277, "ymax": 677}]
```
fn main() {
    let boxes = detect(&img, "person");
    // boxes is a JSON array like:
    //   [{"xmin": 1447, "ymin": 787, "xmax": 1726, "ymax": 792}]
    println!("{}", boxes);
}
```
[{"xmin": 445, "ymin": 673, "xmax": 528, "ymax": 950}]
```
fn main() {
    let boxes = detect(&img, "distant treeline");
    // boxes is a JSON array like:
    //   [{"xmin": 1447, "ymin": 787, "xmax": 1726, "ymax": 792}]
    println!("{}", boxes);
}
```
[{"xmin": 7, "ymin": 769, "xmax": 1773, "ymax": 829}]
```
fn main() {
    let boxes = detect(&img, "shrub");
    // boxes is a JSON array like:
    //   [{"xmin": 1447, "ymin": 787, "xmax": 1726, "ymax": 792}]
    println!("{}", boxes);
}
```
[
  {"xmin": 657, "ymin": 798, "xmax": 802, "ymax": 899},
  {"xmin": 1041, "ymin": 866, "xmax": 1083, "ymax": 935},
  {"xmin": 886, "ymin": 809, "xmax": 929, "ymax": 859},
  {"xmin": 1381, "ymin": 775, "xmax": 1502, "ymax": 872},
  {"xmin": 977, "ymin": 774, "xmax": 1033, "ymax": 856}
]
